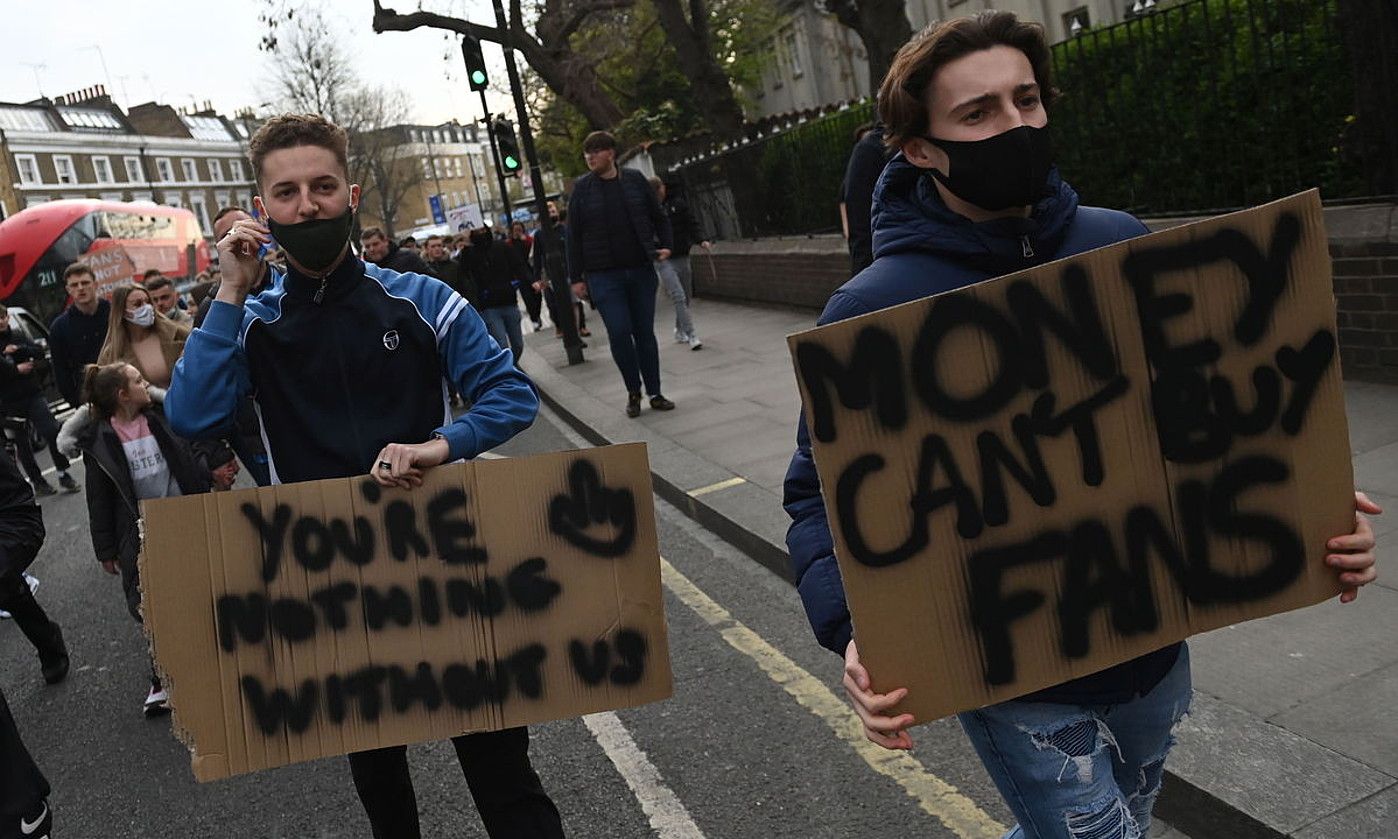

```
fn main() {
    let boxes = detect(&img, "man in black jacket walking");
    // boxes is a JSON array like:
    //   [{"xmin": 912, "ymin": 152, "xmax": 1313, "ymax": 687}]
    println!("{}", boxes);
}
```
[
  {"xmin": 566, "ymin": 131, "xmax": 676, "ymax": 417},
  {"xmin": 46, "ymin": 264, "xmax": 109, "ymax": 410},
  {"xmin": 361, "ymin": 226, "xmax": 432, "ymax": 275},
  {"xmin": 0, "ymin": 307, "xmax": 79, "ymax": 496}
]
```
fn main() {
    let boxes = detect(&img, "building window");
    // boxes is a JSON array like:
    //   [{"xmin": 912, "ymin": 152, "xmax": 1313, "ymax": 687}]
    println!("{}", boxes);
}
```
[
  {"xmin": 189, "ymin": 192, "xmax": 212, "ymax": 233},
  {"xmin": 784, "ymin": 31, "xmax": 803, "ymax": 78},
  {"xmin": 453, "ymin": 158, "xmax": 463, "ymax": 178},
  {"xmin": 15, "ymin": 154, "xmax": 41, "ymax": 185},
  {"xmin": 156, "ymin": 157, "xmax": 175, "ymax": 183},
  {"xmin": 25, "ymin": 195, "xmax": 51, "ymax": 207},
  {"xmin": 209, "ymin": 159, "xmax": 225, "ymax": 182},
  {"xmin": 54, "ymin": 155, "xmax": 77, "ymax": 185},
  {"xmin": 164, "ymin": 191, "xmax": 182, "ymax": 208},
  {"xmin": 434, "ymin": 158, "xmax": 445, "ymax": 178},
  {"xmin": 1064, "ymin": 7, "xmax": 1090, "ymax": 35},
  {"xmin": 422, "ymin": 157, "xmax": 432, "ymax": 178},
  {"xmin": 229, "ymin": 159, "xmax": 246, "ymax": 182},
  {"xmin": 181, "ymin": 158, "xmax": 198, "ymax": 182},
  {"xmin": 124, "ymin": 156, "xmax": 143, "ymax": 182},
  {"xmin": 215, "ymin": 190, "xmax": 230, "ymax": 209},
  {"xmin": 92, "ymin": 156, "xmax": 114, "ymax": 184}
]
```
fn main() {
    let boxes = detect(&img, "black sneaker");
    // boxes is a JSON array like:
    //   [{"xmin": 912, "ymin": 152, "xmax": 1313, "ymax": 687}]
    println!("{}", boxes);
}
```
[
  {"xmin": 39, "ymin": 624, "xmax": 68, "ymax": 685},
  {"xmin": 58, "ymin": 472, "xmax": 80, "ymax": 493},
  {"xmin": 32, "ymin": 480, "xmax": 55, "ymax": 498},
  {"xmin": 649, "ymin": 395, "xmax": 676, "ymax": 411},
  {"xmin": 626, "ymin": 392, "xmax": 642, "ymax": 418},
  {"xmin": 144, "ymin": 684, "xmax": 172, "ymax": 717},
  {"xmin": 12, "ymin": 798, "xmax": 51, "ymax": 839}
]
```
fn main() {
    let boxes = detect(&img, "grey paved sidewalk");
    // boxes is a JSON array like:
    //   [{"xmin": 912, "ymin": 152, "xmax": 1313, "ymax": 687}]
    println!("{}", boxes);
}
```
[{"xmin": 519, "ymin": 296, "xmax": 1398, "ymax": 838}]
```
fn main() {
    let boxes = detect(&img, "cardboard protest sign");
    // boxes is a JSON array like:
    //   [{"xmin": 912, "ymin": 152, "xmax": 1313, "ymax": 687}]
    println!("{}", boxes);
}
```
[
  {"xmin": 788, "ymin": 191, "xmax": 1353, "ymax": 722},
  {"xmin": 140, "ymin": 443, "xmax": 672, "ymax": 781},
  {"xmin": 81, "ymin": 246, "xmax": 137, "ymax": 295}
]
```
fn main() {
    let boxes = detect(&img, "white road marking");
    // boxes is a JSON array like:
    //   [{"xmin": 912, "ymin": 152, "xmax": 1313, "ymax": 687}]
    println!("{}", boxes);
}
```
[{"xmin": 583, "ymin": 711, "xmax": 707, "ymax": 839}]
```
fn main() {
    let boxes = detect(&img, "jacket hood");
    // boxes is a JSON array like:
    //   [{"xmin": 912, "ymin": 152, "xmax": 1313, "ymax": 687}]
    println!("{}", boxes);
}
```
[{"xmin": 869, "ymin": 153, "xmax": 1080, "ymax": 274}]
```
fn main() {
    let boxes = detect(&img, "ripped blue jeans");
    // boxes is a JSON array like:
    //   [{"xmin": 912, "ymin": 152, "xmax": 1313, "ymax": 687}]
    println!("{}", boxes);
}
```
[{"xmin": 958, "ymin": 645, "xmax": 1191, "ymax": 839}]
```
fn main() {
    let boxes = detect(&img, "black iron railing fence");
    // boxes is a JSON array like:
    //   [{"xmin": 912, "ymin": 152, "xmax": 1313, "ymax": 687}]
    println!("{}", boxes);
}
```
[{"xmin": 664, "ymin": 0, "xmax": 1378, "ymax": 240}]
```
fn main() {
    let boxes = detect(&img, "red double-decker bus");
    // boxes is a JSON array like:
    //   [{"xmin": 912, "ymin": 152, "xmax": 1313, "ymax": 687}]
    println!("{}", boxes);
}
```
[{"xmin": 0, "ymin": 199, "xmax": 212, "ymax": 325}]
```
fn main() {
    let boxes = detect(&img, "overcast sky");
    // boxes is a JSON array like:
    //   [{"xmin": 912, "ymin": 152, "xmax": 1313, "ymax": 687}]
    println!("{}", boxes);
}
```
[{"xmin": 0, "ymin": 0, "xmax": 517, "ymax": 126}]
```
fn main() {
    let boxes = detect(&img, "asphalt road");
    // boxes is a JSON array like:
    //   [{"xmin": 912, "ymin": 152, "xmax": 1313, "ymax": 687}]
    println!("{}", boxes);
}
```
[{"xmin": 0, "ymin": 405, "xmax": 1180, "ymax": 838}]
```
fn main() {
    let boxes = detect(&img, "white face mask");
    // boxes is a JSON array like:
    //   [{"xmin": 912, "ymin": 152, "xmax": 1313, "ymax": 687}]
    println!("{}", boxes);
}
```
[{"xmin": 125, "ymin": 304, "xmax": 156, "ymax": 328}]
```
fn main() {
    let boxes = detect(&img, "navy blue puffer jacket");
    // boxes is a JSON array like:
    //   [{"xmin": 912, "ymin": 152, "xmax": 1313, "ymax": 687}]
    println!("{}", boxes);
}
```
[{"xmin": 782, "ymin": 154, "xmax": 1183, "ymax": 705}]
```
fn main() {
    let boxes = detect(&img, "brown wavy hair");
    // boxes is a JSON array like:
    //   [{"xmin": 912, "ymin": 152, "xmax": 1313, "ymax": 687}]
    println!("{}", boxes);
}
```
[
  {"xmin": 878, "ymin": 11, "xmax": 1059, "ymax": 154},
  {"xmin": 82, "ymin": 362, "xmax": 135, "ymax": 420},
  {"xmin": 249, "ymin": 113, "xmax": 349, "ymax": 186},
  {"xmin": 96, "ymin": 285, "xmax": 152, "ymax": 369}
]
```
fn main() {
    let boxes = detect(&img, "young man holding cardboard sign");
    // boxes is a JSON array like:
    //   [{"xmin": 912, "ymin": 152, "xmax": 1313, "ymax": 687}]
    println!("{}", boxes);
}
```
[
  {"xmin": 783, "ymin": 13, "xmax": 1380, "ymax": 838},
  {"xmin": 166, "ymin": 115, "xmax": 563, "ymax": 839}
]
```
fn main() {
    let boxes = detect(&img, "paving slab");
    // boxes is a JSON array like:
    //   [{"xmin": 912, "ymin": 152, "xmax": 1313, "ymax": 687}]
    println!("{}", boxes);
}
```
[
  {"xmin": 1187, "ymin": 586, "xmax": 1398, "ymax": 719},
  {"xmin": 1270, "ymin": 660, "xmax": 1398, "ymax": 778},
  {"xmin": 1165, "ymin": 692, "xmax": 1394, "ymax": 834},
  {"xmin": 1293, "ymin": 782, "xmax": 1398, "ymax": 839}
]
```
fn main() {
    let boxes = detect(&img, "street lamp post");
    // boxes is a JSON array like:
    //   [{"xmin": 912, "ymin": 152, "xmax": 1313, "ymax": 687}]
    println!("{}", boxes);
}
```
[{"xmin": 487, "ymin": 0, "xmax": 584, "ymax": 363}]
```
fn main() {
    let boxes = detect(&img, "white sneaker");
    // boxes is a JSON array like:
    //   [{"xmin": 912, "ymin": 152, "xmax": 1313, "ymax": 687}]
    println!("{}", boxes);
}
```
[
  {"xmin": 688, "ymin": 335, "xmax": 703, "ymax": 350},
  {"xmin": 144, "ymin": 685, "xmax": 171, "ymax": 717},
  {"xmin": 674, "ymin": 330, "xmax": 689, "ymax": 343},
  {"xmin": 0, "ymin": 573, "xmax": 38, "ymax": 619}
]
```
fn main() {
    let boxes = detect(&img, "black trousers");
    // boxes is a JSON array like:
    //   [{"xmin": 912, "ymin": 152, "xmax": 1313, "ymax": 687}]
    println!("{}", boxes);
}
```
[
  {"xmin": 519, "ymin": 283, "xmax": 544, "ymax": 326},
  {"xmin": 347, "ymin": 727, "xmax": 564, "ymax": 839},
  {"xmin": 0, "ymin": 569, "xmax": 61, "ymax": 663},
  {"xmin": 0, "ymin": 685, "xmax": 49, "ymax": 822},
  {"xmin": 5, "ymin": 394, "xmax": 69, "ymax": 484}
]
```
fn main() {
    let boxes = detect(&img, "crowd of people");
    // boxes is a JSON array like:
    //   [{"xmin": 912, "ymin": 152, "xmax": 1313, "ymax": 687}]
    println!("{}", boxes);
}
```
[{"xmin": 0, "ymin": 10, "xmax": 1384, "ymax": 839}]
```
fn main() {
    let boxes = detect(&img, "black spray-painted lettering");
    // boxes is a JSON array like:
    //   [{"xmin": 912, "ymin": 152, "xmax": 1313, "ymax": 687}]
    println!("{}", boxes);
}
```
[
  {"xmin": 1006, "ymin": 266, "xmax": 1118, "ymax": 389},
  {"xmin": 567, "ymin": 629, "xmax": 649, "ymax": 686},
  {"xmin": 911, "ymin": 294, "xmax": 1025, "ymax": 423},
  {"xmin": 241, "ymin": 645, "xmax": 551, "ymax": 735},
  {"xmin": 1150, "ymin": 328, "xmax": 1337, "ymax": 463},
  {"xmin": 1125, "ymin": 211, "xmax": 1302, "ymax": 368},
  {"xmin": 968, "ymin": 455, "xmax": 1302, "ymax": 684},
  {"xmin": 835, "ymin": 377, "xmax": 1128, "ymax": 569},
  {"xmin": 427, "ymin": 488, "xmax": 487, "ymax": 564},
  {"xmin": 242, "ymin": 503, "xmax": 293, "ymax": 583},
  {"xmin": 549, "ymin": 460, "xmax": 636, "ymax": 557},
  {"xmin": 795, "ymin": 327, "xmax": 906, "ymax": 443},
  {"xmin": 243, "ymin": 486, "xmax": 487, "ymax": 583},
  {"xmin": 215, "ymin": 558, "xmax": 563, "ymax": 651}
]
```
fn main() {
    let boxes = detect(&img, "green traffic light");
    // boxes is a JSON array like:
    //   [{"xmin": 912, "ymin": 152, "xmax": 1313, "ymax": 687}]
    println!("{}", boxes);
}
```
[
  {"xmin": 504, "ymin": 155, "xmax": 519, "ymax": 169},
  {"xmin": 471, "ymin": 70, "xmax": 486, "ymax": 85}
]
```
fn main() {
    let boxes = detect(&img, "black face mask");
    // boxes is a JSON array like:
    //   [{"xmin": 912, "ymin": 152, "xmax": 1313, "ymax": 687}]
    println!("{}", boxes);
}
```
[
  {"xmin": 265, "ymin": 206, "xmax": 354, "ymax": 274},
  {"xmin": 922, "ymin": 125, "xmax": 1053, "ymax": 212}
]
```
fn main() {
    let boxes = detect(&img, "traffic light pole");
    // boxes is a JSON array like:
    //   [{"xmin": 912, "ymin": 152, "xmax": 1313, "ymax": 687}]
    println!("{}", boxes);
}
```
[
  {"xmin": 488, "ymin": 0, "xmax": 584, "ymax": 364},
  {"xmin": 477, "ymin": 89, "xmax": 513, "ymax": 223}
]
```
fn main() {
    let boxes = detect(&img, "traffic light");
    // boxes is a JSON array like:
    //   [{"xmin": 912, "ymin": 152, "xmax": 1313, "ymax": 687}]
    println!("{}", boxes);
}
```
[
  {"xmin": 494, "ymin": 118, "xmax": 522, "ymax": 174},
  {"xmin": 462, "ymin": 35, "xmax": 488, "ymax": 92}
]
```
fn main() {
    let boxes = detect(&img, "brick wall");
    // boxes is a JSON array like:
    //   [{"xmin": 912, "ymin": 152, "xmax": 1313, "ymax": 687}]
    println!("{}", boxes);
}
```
[
  {"xmin": 1333, "ymin": 242, "xmax": 1398, "ymax": 381},
  {"xmin": 692, "ymin": 236, "xmax": 848, "ymax": 311},
  {"xmin": 695, "ymin": 205, "xmax": 1398, "ymax": 382}
]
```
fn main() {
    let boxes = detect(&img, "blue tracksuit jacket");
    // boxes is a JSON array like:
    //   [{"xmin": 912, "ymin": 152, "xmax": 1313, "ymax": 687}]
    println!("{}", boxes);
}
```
[{"xmin": 166, "ymin": 256, "xmax": 537, "ymax": 484}]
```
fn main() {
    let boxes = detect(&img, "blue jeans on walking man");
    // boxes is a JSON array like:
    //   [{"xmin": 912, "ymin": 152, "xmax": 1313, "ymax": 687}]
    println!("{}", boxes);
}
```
[
  {"xmin": 958, "ymin": 645, "xmax": 1192, "ymax": 839},
  {"xmin": 586, "ymin": 266, "xmax": 662, "ymax": 396},
  {"xmin": 480, "ymin": 305, "xmax": 525, "ymax": 364}
]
